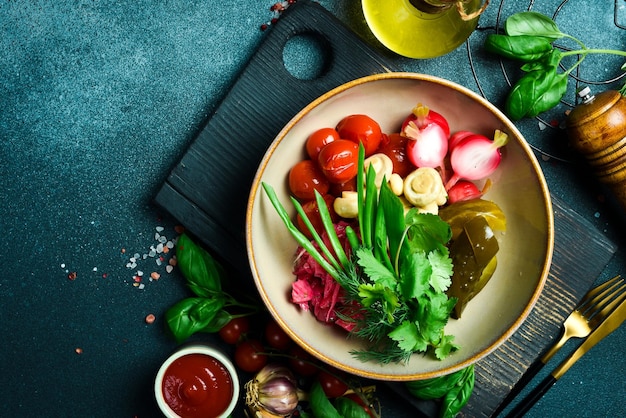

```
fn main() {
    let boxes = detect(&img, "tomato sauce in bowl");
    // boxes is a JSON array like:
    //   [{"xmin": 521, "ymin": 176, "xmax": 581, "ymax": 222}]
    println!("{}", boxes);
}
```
[{"xmin": 155, "ymin": 344, "xmax": 239, "ymax": 418}]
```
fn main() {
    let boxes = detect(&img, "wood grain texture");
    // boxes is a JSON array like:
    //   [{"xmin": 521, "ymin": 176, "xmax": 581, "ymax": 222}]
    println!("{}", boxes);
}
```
[{"xmin": 154, "ymin": 1, "xmax": 617, "ymax": 416}]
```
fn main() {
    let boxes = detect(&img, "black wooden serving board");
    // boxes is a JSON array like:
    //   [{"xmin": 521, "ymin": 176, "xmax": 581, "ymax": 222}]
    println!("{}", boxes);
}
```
[{"xmin": 155, "ymin": 1, "xmax": 617, "ymax": 416}]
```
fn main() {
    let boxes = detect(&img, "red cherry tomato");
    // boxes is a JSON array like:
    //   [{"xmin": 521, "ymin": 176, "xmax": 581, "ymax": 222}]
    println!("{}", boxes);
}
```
[
  {"xmin": 287, "ymin": 346, "xmax": 318, "ymax": 377},
  {"xmin": 264, "ymin": 319, "xmax": 293, "ymax": 351},
  {"xmin": 288, "ymin": 159, "xmax": 330, "ymax": 201},
  {"xmin": 317, "ymin": 370, "xmax": 348, "ymax": 398},
  {"xmin": 336, "ymin": 114, "xmax": 383, "ymax": 156},
  {"xmin": 317, "ymin": 139, "xmax": 360, "ymax": 184},
  {"xmin": 376, "ymin": 132, "xmax": 415, "ymax": 178},
  {"xmin": 234, "ymin": 339, "xmax": 267, "ymax": 373},
  {"xmin": 218, "ymin": 316, "xmax": 250, "ymax": 345},
  {"xmin": 306, "ymin": 127, "xmax": 340, "ymax": 161},
  {"xmin": 295, "ymin": 194, "xmax": 338, "ymax": 239},
  {"xmin": 329, "ymin": 177, "xmax": 357, "ymax": 197}
]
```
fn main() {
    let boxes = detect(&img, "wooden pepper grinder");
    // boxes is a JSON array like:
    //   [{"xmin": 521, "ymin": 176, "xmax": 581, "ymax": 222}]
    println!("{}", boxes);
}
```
[{"xmin": 565, "ymin": 87, "xmax": 626, "ymax": 211}]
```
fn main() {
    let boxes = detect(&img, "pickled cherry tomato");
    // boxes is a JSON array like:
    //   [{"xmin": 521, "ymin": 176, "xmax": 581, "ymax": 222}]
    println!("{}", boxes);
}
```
[
  {"xmin": 377, "ymin": 132, "xmax": 414, "ymax": 178},
  {"xmin": 336, "ymin": 114, "xmax": 383, "ymax": 156},
  {"xmin": 288, "ymin": 160, "xmax": 330, "ymax": 201},
  {"xmin": 296, "ymin": 194, "xmax": 338, "ymax": 238},
  {"xmin": 306, "ymin": 127, "xmax": 340, "ymax": 160},
  {"xmin": 317, "ymin": 140, "xmax": 360, "ymax": 184},
  {"xmin": 329, "ymin": 177, "xmax": 357, "ymax": 197}
]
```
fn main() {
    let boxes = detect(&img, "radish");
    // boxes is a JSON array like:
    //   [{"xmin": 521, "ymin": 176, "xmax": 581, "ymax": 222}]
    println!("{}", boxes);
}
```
[
  {"xmin": 401, "ymin": 103, "xmax": 450, "ymax": 137},
  {"xmin": 448, "ymin": 130, "xmax": 474, "ymax": 151},
  {"xmin": 447, "ymin": 179, "xmax": 492, "ymax": 203},
  {"xmin": 446, "ymin": 130, "xmax": 509, "ymax": 190},
  {"xmin": 403, "ymin": 104, "xmax": 449, "ymax": 171}
]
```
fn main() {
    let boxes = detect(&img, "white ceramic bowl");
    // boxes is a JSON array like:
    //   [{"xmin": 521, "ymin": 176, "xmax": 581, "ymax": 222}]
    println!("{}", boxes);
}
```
[
  {"xmin": 154, "ymin": 343, "xmax": 239, "ymax": 418},
  {"xmin": 246, "ymin": 73, "xmax": 554, "ymax": 381}
]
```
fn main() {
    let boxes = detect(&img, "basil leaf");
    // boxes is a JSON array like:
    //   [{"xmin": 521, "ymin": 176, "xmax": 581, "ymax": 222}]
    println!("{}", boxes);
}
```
[
  {"xmin": 177, "ymin": 233, "xmax": 224, "ymax": 297},
  {"xmin": 309, "ymin": 381, "xmax": 342, "ymax": 418},
  {"xmin": 439, "ymin": 365, "xmax": 475, "ymax": 418},
  {"xmin": 484, "ymin": 34, "xmax": 553, "ymax": 62},
  {"xmin": 334, "ymin": 396, "xmax": 372, "ymax": 418},
  {"xmin": 165, "ymin": 297, "xmax": 226, "ymax": 343},
  {"xmin": 405, "ymin": 368, "xmax": 465, "ymax": 400},
  {"xmin": 526, "ymin": 72, "xmax": 568, "ymax": 117},
  {"xmin": 504, "ymin": 68, "xmax": 556, "ymax": 120},
  {"xmin": 520, "ymin": 49, "xmax": 562, "ymax": 72},
  {"xmin": 504, "ymin": 11, "xmax": 564, "ymax": 40}
]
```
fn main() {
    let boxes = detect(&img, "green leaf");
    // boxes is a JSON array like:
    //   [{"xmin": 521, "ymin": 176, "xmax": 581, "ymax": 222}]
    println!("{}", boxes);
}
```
[
  {"xmin": 526, "ymin": 72, "xmax": 568, "ymax": 117},
  {"xmin": 309, "ymin": 381, "xmax": 342, "ymax": 418},
  {"xmin": 356, "ymin": 248, "xmax": 397, "ymax": 289},
  {"xmin": 379, "ymin": 180, "xmax": 406, "ymax": 265},
  {"xmin": 484, "ymin": 34, "xmax": 554, "ymax": 62},
  {"xmin": 504, "ymin": 11, "xmax": 564, "ymax": 40},
  {"xmin": 334, "ymin": 396, "xmax": 372, "ymax": 418},
  {"xmin": 165, "ymin": 297, "xmax": 226, "ymax": 343},
  {"xmin": 405, "ymin": 368, "xmax": 466, "ymax": 400},
  {"xmin": 440, "ymin": 365, "xmax": 475, "ymax": 418},
  {"xmin": 520, "ymin": 48, "xmax": 562, "ymax": 72},
  {"xmin": 176, "ymin": 234, "xmax": 224, "ymax": 297},
  {"xmin": 504, "ymin": 68, "xmax": 556, "ymax": 120},
  {"xmin": 428, "ymin": 250, "xmax": 454, "ymax": 293},
  {"xmin": 434, "ymin": 333, "xmax": 459, "ymax": 360},
  {"xmin": 415, "ymin": 292, "xmax": 454, "ymax": 343},
  {"xmin": 388, "ymin": 320, "xmax": 428, "ymax": 353},
  {"xmin": 398, "ymin": 250, "xmax": 431, "ymax": 300}
]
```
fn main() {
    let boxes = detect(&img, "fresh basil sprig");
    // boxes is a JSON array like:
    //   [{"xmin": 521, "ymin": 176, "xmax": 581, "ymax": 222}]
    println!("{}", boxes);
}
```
[
  {"xmin": 165, "ymin": 233, "xmax": 260, "ymax": 343},
  {"xmin": 406, "ymin": 365, "xmax": 475, "ymax": 418},
  {"xmin": 484, "ymin": 11, "xmax": 626, "ymax": 120}
]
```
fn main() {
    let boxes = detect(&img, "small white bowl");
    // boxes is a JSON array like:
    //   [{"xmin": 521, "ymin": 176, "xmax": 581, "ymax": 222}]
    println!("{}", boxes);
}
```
[
  {"xmin": 246, "ymin": 72, "xmax": 554, "ymax": 381},
  {"xmin": 154, "ymin": 344, "xmax": 239, "ymax": 418}
]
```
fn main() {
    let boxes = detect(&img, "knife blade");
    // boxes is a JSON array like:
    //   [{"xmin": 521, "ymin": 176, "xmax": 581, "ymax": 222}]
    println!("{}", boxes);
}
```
[{"xmin": 504, "ymin": 290, "xmax": 626, "ymax": 418}]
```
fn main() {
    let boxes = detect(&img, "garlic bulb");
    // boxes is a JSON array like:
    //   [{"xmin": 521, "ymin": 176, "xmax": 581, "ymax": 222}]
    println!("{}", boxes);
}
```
[{"xmin": 245, "ymin": 364, "xmax": 299, "ymax": 417}]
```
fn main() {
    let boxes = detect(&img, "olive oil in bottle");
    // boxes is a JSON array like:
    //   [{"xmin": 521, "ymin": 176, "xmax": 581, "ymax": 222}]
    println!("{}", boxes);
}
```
[{"xmin": 362, "ymin": 0, "xmax": 486, "ymax": 59}]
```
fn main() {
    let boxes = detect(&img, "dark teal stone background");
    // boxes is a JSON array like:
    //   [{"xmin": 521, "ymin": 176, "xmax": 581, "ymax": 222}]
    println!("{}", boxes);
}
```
[{"xmin": 1, "ymin": 1, "xmax": 624, "ymax": 417}]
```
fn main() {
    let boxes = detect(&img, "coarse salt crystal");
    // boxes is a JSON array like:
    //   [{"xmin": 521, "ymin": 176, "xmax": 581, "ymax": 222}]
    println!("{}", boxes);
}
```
[
  {"xmin": 156, "ymin": 243, "xmax": 164, "ymax": 253},
  {"xmin": 156, "ymin": 259, "xmax": 162, "ymax": 266},
  {"xmin": 137, "ymin": 270, "xmax": 143, "ymax": 276},
  {"xmin": 61, "ymin": 263, "xmax": 66, "ymax": 269},
  {"xmin": 138, "ymin": 283, "xmax": 145, "ymax": 290},
  {"xmin": 166, "ymin": 241, "xmax": 174, "ymax": 249},
  {"xmin": 166, "ymin": 265, "xmax": 174, "ymax": 273},
  {"xmin": 148, "ymin": 250, "xmax": 156, "ymax": 257},
  {"xmin": 156, "ymin": 226, "xmax": 164, "ymax": 232},
  {"xmin": 155, "ymin": 233, "xmax": 160, "ymax": 240}
]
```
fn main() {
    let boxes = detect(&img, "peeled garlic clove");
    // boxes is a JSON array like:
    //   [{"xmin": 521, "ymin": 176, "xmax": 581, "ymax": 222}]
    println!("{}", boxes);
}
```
[
  {"xmin": 364, "ymin": 153, "xmax": 394, "ymax": 188},
  {"xmin": 334, "ymin": 191, "xmax": 359, "ymax": 218}
]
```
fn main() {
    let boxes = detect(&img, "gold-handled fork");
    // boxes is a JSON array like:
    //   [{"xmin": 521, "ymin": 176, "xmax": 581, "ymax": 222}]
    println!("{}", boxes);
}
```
[{"xmin": 494, "ymin": 274, "xmax": 625, "ymax": 416}]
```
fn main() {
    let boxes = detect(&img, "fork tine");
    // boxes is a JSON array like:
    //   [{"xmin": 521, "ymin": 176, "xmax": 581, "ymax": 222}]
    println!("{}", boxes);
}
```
[
  {"xmin": 586, "ymin": 281, "xmax": 626, "ymax": 329},
  {"xmin": 577, "ymin": 274, "xmax": 623, "ymax": 312}
]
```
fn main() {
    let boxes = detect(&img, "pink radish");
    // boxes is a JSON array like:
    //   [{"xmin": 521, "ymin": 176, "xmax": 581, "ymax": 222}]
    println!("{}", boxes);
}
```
[
  {"xmin": 447, "ymin": 181, "xmax": 482, "ymax": 203},
  {"xmin": 447, "ymin": 179, "xmax": 493, "ymax": 203},
  {"xmin": 403, "ymin": 104, "xmax": 449, "ymax": 171},
  {"xmin": 402, "ymin": 104, "xmax": 450, "ymax": 137},
  {"xmin": 448, "ymin": 130, "xmax": 474, "ymax": 151},
  {"xmin": 446, "ymin": 130, "xmax": 509, "ymax": 190}
]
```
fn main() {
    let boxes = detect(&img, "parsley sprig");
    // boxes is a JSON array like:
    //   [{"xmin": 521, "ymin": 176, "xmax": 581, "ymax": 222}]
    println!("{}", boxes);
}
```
[{"xmin": 263, "ymin": 145, "xmax": 458, "ymax": 364}]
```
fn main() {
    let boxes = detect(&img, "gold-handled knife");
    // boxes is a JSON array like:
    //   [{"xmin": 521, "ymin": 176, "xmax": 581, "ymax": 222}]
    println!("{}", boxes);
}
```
[{"xmin": 504, "ymin": 293, "xmax": 626, "ymax": 418}]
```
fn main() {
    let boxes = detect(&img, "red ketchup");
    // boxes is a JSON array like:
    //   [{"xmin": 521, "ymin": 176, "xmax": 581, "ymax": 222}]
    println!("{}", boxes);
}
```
[{"xmin": 161, "ymin": 353, "xmax": 234, "ymax": 418}]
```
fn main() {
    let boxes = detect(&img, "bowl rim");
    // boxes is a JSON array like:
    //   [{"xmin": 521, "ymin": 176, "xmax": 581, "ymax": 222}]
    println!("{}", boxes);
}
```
[
  {"xmin": 246, "ymin": 72, "xmax": 555, "ymax": 380},
  {"xmin": 154, "ymin": 343, "xmax": 240, "ymax": 417}
]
